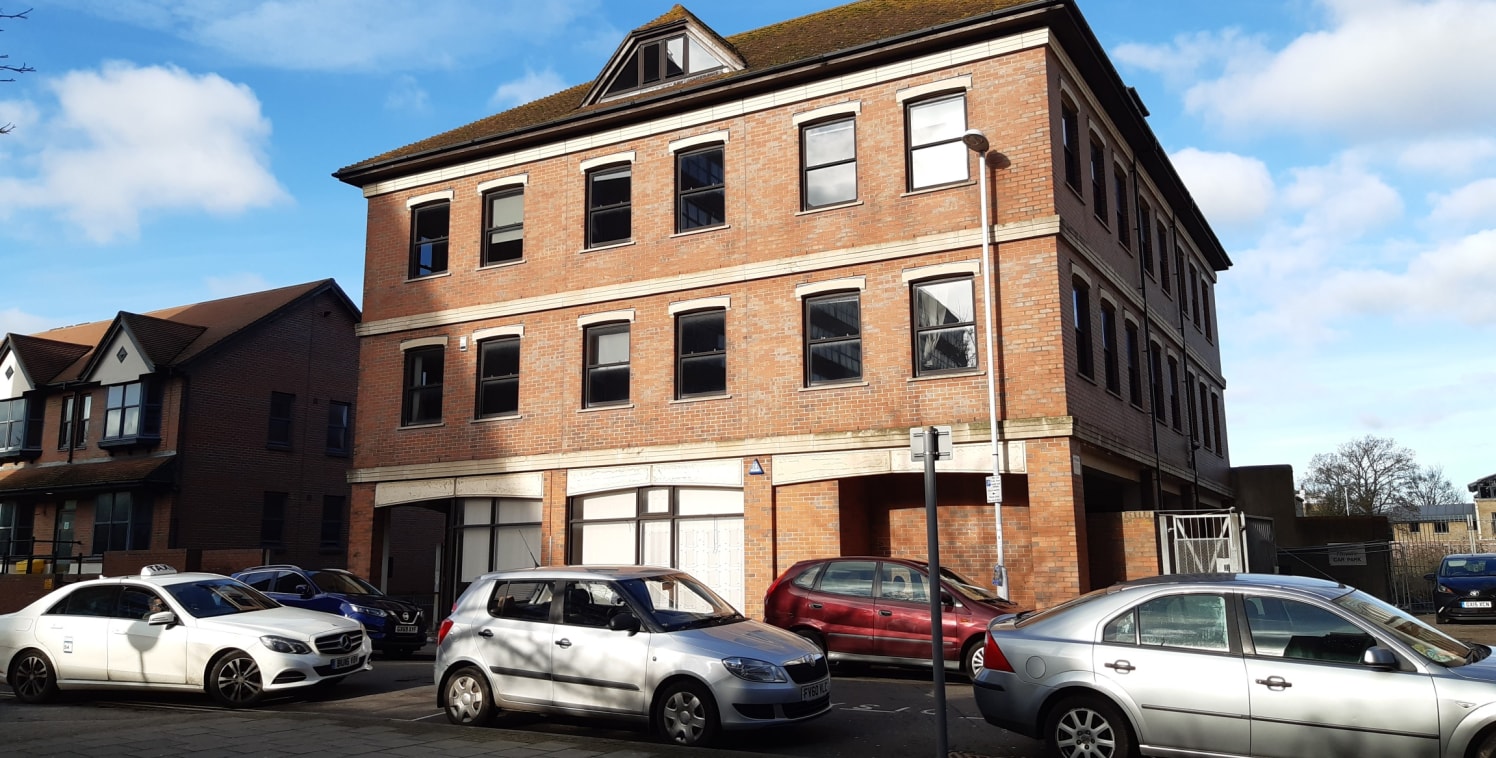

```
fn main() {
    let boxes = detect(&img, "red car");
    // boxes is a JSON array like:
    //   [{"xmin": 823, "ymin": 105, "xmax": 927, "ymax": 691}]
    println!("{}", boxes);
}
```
[{"xmin": 763, "ymin": 557, "xmax": 1018, "ymax": 677}]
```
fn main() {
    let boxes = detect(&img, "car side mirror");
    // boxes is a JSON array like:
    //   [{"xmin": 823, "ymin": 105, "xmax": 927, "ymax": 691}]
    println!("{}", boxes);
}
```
[
  {"xmin": 1361, "ymin": 647, "xmax": 1398, "ymax": 671},
  {"xmin": 1424, "ymin": 573, "xmax": 1436, "ymax": 582},
  {"xmin": 941, "ymin": 591, "xmax": 956, "ymax": 608},
  {"xmin": 147, "ymin": 610, "xmax": 176, "ymax": 627},
  {"xmin": 608, "ymin": 611, "xmax": 641, "ymax": 635},
  {"xmin": 296, "ymin": 584, "xmax": 314, "ymax": 599}
]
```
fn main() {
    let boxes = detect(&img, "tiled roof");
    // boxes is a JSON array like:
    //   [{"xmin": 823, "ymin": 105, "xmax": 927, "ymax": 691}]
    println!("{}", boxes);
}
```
[
  {"xmin": 337, "ymin": 0, "xmax": 1035, "ymax": 176},
  {"xmin": 27, "ymin": 279, "xmax": 353, "ymax": 384},
  {"xmin": 0, "ymin": 454, "xmax": 176, "ymax": 497},
  {"xmin": 3, "ymin": 334, "xmax": 92, "ymax": 386},
  {"xmin": 1390, "ymin": 502, "xmax": 1477, "ymax": 522}
]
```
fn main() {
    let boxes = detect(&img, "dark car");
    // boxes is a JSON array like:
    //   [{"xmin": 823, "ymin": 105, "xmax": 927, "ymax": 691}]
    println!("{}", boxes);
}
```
[
  {"xmin": 233, "ymin": 565, "xmax": 428, "ymax": 656},
  {"xmin": 1426, "ymin": 553, "xmax": 1496, "ymax": 623},
  {"xmin": 763, "ymin": 556, "xmax": 1018, "ymax": 677}
]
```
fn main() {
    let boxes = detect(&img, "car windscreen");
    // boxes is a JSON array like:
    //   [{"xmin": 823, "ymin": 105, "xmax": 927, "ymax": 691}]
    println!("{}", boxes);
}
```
[
  {"xmin": 311, "ymin": 570, "xmax": 380, "ymax": 596},
  {"xmin": 937, "ymin": 566, "xmax": 1005, "ymax": 604},
  {"xmin": 1013, "ymin": 585, "xmax": 1118, "ymax": 628},
  {"xmin": 617, "ymin": 574, "xmax": 742, "ymax": 632},
  {"xmin": 1441, "ymin": 556, "xmax": 1496, "ymax": 578},
  {"xmin": 165, "ymin": 578, "xmax": 280, "ymax": 618},
  {"xmin": 1333, "ymin": 588, "xmax": 1474, "ymax": 666}
]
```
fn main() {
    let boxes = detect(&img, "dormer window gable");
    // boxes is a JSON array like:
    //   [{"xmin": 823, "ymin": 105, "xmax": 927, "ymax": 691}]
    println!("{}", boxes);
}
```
[{"xmin": 586, "ymin": 7, "xmax": 743, "ymax": 106}]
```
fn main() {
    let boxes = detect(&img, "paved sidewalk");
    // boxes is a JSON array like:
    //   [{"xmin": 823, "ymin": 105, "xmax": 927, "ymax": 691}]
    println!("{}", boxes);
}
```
[{"xmin": 0, "ymin": 700, "xmax": 790, "ymax": 758}]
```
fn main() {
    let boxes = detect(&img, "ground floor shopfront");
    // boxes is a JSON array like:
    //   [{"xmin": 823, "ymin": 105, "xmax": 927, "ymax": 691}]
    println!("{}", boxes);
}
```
[{"xmin": 347, "ymin": 424, "xmax": 1226, "ymax": 620}]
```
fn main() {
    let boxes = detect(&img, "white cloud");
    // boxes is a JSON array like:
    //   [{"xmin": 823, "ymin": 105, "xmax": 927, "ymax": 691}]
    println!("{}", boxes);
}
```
[
  {"xmin": 1112, "ymin": 28, "xmax": 1270, "ymax": 86},
  {"xmin": 0, "ymin": 308, "xmax": 62, "ymax": 337},
  {"xmin": 0, "ymin": 62, "xmax": 287, "ymax": 243},
  {"xmin": 1169, "ymin": 148, "xmax": 1275, "ymax": 229},
  {"xmin": 1428, "ymin": 177, "xmax": 1496, "ymax": 227},
  {"xmin": 1397, "ymin": 137, "xmax": 1496, "ymax": 176},
  {"xmin": 385, "ymin": 75, "xmax": 430, "ymax": 113},
  {"xmin": 1182, "ymin": 0, "xmax": 1496, "ymax": 138},
  {"xmin": 1279, "ymin": 157, "xmax": 1402, "ymax": 240},
  {"xmin": 489, "ymin": 68, "xmax": 568, "ymax": 110},
  {"xmin": 0, "ymin": 99, "xmax": 39, "ymax": 135},
  {"xmin": 205, "ymin": 273, "xmax": 272, "ymax": 299}
]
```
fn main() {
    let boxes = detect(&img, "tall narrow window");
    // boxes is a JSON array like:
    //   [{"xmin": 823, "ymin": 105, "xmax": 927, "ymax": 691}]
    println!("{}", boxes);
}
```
[
  {"xmin": 401, "ymin": 346, "xmax": 444, "ymax": 426},
  {"xmin": 1061, "ymin": 101, "xmax": 1080, "ymax": 191},
  {"xmin": 586, "ymin": 165, "xmax": 632, "ymax": 248},
  {"xmin": 1124, "ymin": 321, "xmax": 1142, "ymax": 406},
  {"xmin": 482, "ymin": 187, "xmax": 524, "ymax": 265},
  {"xmin": 805, "ymin": 292, "xmax": 862, "ymax": 385},
  {"xmin": 267, "ymin": 391, "xmax": 294, "ymax": 449},
  {"xmin": 1137, "ymin": 202, "xmax": 1153, "ymax": 277},
  {"xmin": 1167, "ymin": 356, "xmax": 1182, "ymax": 431},
  {"xmin": 912, "ymin": 277, "xmax": 977, "ymax": 376},
  {"xmin": 1090, "ymin": 137, "xmax": 1108, "ymax": 222},
  {"xmin": 1211, "ymin": 393, "xmax": 1223, "ymax": 453},
  {"xmin": 1100, "ymin": 301, "xmax": 1119, "ymax": 393},
  {"xmin": 1149, "ymin": 341, "xmax": 1165, "ymax": 421},
  {"xmin": 1158, "ymin": 221, "xmax": 1172, "ymax": 294},
  {"xmin": 1073, "ymin": 278, "xmax": 1093, "ymax": 379},
  {"xmin": 1189, "ymin": 262, "xmax": 1202, "ymax": 325},
  {"xmin": 0, "ymin": 501, "xmax": 34, "ymax": 557},
  {"xmin": 320, "ymin": 495, "xmax": 346, "ymax": 550},
  {"xmin": 326, "ymin": 401, "xmax": 351, "ymax": 455},
  {"xmin": 476, "ymin": 337, "xmax": 521, "ymax": 418},
  {"xmin": 1202, "ymin": 278, "xmax": 1214, "ymax": 340},
  {"xmin": 906, "ymin": 93, "xmax": 968, "ymax": 190},
  {"xmin": 1199, "ymin": 380, "xmax": 1212, "ymax": 449},
  {"xmin": 584, "ymin": 323, "xmax": 631, "ymax": 407},
  {"xmin": 677, "ymin": 145, "xmax": 725, "ymax": 232},
  {"xmin": 409, "ymin": 201, "xmax": 449, "ymax": 278},
  {"xmin": 76, "ymin": 394, "xmax": 91, "ymax": 448},
  {"xmin": 676, "ymin": 310, "xmax": 726, "ymax": 398},
  {"xmin": 260, "ymin": 492, "xmax": 287, "ymax": 548},
  {"xmin": 58, "ymin": 396, "xmax": 75, "ymax": 451},
  {"xmin": 93, "ymin": 492, "xmax": 150, "ymax": 553},
  {"xmin": 1114, "ymin": 164, "xmax": 1130, "ymax": 248},
  {"xmin": 1187, "ymin": 374, "xmax": 1199, "ymax": 443},
  {"xmin": 803, "ymin": 117, "xmax": 857, "ymax": 209}
]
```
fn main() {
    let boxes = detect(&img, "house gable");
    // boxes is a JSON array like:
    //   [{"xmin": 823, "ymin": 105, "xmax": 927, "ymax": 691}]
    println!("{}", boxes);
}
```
[
  {"xmin": 584, "ymin": 4, "xmax": 742, "ymax": 106},
  {"xmin": 0, "ymin": 346, "xmax": 29, "ymax": 398}
]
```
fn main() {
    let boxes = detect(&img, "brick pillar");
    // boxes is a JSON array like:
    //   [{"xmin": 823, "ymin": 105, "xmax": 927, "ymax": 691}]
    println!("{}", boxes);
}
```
[
  {"xmin": 1026, "ymin": 437, "xmax": 1089, "ymax": 608},
  {"xmin": 742, "ymin": 456, "xmax": 774, "ymax": 620},
  {"xmin": 347, "ymin": 483, "xmax": 379, "ymax": 581},
  {"xmin": 774, "ymin": 480, "xmax": 842, "ymax": 575},
  {"xmin": 543, "ymin": 469, "xmax": 568, "ymax": 566}
]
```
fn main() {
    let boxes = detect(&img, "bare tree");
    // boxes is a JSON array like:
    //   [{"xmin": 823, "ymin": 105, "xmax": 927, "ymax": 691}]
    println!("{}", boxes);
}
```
[
  {"xmin": 1399, "ymin": 464, "xmax": 1467, "ymax": 512},
  {"xmin": 2, "ymin": 7, "xmax": 34, "ymax": 135},
  {"xmin": 1299, "ymin": 435, "xmax": 1421, "ymax": 518}
]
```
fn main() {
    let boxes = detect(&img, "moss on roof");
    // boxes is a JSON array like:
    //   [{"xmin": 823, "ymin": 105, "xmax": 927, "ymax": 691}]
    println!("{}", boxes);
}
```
[{"xmin": 338, "ymin": 0, "xmax": 1034, "ymax": 176}]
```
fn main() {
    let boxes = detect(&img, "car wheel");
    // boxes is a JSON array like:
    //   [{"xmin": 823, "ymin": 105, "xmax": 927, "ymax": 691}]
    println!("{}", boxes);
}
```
[
  {"xmin": 207, "ymin": 651, "xmax": 264, "ymax": 708},
  {"xmin": 8, "ymin": 648, "xmax": 59, "ymax": 704},
  {"xmin": 962, "ymin": 638, "xmax": 985, "ymax": 679},
  {"xmin": 443, "ymin": 666, "xmax": 495, "ymax": 726},
  {"xmin": 654, "ymin": 680, "xmax": 720, "ymax": 747},
  {"xmin": 1473, "ymin": 728, "xmax": 1496, "ymax": 758},
  {"xmin": 1045, "ymin": 694, "xmax": 1134, "ymax": 758},
  {"xmin": 795, "ymin": 628, "xmax": 827, "ymax": 656}
]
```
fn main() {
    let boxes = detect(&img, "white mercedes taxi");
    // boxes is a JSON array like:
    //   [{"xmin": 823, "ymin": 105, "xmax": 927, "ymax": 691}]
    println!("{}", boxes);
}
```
[{"xmin": 0, "ymin": 565, "xmax": 371, "ymax": 707}]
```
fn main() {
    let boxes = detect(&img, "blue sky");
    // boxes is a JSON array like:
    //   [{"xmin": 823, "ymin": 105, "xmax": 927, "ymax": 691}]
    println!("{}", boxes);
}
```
[{"xmin": 2, "ymin": 0, "xmax": 1493, "ymax": 495}]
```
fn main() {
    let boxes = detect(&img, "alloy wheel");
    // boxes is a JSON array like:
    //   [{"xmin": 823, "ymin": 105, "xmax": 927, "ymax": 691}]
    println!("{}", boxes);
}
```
[
  {"xmin": 1054, "ymin": 705, "xmax": 1118, "ymax": 758},
  {"xmin": 13, "ymin": 654, "xmax": 51, "ymax": 700},
  {"xmin": 215, "ymin": 656, "xmax": 263, "ymax": 705}
]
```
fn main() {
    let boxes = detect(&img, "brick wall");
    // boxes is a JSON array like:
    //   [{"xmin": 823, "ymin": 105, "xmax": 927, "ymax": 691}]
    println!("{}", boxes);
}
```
[{"xmin": 1087, "ymin": 510, "xmax": 1160, "ymax": 588}]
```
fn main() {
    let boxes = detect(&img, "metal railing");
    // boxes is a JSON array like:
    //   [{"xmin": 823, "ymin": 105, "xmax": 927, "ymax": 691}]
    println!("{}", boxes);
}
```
[{"xmin": 0, "ymin": 540, "xmax": 98, "ymax": 576}]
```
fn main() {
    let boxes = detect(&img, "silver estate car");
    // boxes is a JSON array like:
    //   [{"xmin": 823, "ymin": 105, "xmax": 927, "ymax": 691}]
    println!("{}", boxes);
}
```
[
  {"xmin": 973, "ymin": 573, "xmax": 1496, "ymax": 758},
  {"xmin": 435, "ymin": 565, "xmax": 831, "ymax": 746}
]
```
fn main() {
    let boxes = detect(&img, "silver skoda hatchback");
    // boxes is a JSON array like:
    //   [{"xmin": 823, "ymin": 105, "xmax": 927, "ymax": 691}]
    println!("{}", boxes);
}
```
[{"xmin": 435, "ymin": 565, "xmax": 831, "ymax": 746}]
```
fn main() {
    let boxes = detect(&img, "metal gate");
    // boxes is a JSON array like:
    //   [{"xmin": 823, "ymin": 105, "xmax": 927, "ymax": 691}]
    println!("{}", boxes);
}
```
[
  {"xmin": 1159, "ymin": 510, "xmax": 1249, "ymax": 574},
  {"xmin": 1389, "ymin": 530, "xmax": 1496, "ymax": 612}
]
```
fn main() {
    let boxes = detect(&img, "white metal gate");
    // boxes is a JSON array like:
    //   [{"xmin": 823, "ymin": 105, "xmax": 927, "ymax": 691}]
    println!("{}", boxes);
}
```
[{"xmin": 1159, "ymin": 511, "xmax": 1248, "ymax": 574}]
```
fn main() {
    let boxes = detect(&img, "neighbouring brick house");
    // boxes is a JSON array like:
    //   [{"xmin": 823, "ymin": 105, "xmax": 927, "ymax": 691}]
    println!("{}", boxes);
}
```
[
  {"xmin": 333, "ymin": 0, "xmax": 1233, "ymax": 617},
  {"xmin": 0, "ymin": 280, "xmax": 361, "ymax": 609}
]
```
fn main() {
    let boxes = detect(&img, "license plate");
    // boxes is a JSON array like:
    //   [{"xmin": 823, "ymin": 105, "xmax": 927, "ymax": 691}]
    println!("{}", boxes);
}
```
[
  {"xmin": 1465, "ymin": 601, "xmax": 1492, "ymax": 609},
  {"xmin": 330, "ymin": 654, "xmax": 359, "ymax": 669},
  {"xmin": 800, "ymin": 680, "xmax": 830, "ymax": 700},
  {"xmin": 395, "ymin": 625, "xmax": 418, "ymax": 634}
]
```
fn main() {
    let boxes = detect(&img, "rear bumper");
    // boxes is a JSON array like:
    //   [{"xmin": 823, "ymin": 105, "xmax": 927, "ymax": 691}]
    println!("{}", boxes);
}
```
[{"xmin": 972, "ymin": 672, "xmax": 1043, "ymax": 740}]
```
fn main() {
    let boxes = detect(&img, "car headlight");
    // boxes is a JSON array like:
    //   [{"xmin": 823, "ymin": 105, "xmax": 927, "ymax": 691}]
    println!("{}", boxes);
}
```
[
  {"xmin": 347, "ymin": 604, "xmax": 388, "ymax": 617},
  {"xmin": 260, "ymin": 635, "xmax": 312, "ymax": 655},
  {"xmin": 1438, "ymin": 584, "xmax": 1458, "ymax": 595},
  {"xmin": 722, "ymin": 657, "xmax": 787, "ymax": 683}
]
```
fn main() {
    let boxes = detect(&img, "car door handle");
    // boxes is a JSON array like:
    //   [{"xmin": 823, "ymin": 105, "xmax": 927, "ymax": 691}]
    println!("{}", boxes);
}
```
[
  {"xmin": 1256, "ymin": 676, "xmax": 1292, "ymax": 689},
  {"xmin": 555, "ymin": 638, "xmax": 572, "ymax": 648},
  {"xmin": 879, "ymin": 609, "xmax": 893, "ymax": 616},
  {"xmin": 478, "ymin": 629, "xmax": 494, "ymax": 638},
  {"xmin": 1104, "ymin": 660, "xmax": 1135, "ymax": 673},
  {"xmin": 809, "ymin": 603, "xmax": 823, "ymax": 609}
]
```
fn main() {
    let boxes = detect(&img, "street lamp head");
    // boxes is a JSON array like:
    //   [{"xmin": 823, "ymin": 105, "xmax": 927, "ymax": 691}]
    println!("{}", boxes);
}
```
[{"xmin": 961, "ymin": 128, "xmax": 989, "ymax": 153}]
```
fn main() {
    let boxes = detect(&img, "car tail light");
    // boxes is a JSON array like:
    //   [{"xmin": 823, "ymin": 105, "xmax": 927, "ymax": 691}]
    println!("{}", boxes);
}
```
[
  {"xmin": 983, "ymin": 633, "xmax": 1014, "ymax": 673},
  {"xmin": 437, "ymin": 619, "xmax": 454, "ymax": 646}
]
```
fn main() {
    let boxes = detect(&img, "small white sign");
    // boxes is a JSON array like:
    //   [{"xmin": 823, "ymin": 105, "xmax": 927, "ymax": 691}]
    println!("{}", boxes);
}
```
[
  {"xmin": 1328, "ymin": 544, "xmax": 1367, "ymax": 566},
  {"xmin": 986, "ymin": 475, "xmax": 1003, "ymax": 504}
]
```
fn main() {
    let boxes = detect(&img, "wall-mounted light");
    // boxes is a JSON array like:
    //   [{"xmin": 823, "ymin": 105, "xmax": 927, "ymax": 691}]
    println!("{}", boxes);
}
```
[{"xmin": 749, "ymin": 459, "xmax": 765, "ymax": 476}]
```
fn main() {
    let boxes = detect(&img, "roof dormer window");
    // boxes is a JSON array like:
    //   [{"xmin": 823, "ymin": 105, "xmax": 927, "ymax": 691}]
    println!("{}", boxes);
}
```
[{"xmin": 604, "ymin": 33, "xmax": 723, "ymax": 98}]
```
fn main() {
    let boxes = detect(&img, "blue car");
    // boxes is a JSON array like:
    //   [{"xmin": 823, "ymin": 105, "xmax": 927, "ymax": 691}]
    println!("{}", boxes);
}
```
[
  {"xmin": 1426, "ymin": 553, "xmax": 1496, "ymax": 624},
  {"xmin": 234, "ymin": 565, "xmax": 428, "ymax": 656}
]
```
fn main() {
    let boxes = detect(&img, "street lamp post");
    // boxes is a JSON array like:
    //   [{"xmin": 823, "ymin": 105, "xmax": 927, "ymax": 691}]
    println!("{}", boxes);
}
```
[{"xmin": 962, "ymin": 128, "xmax": 1007, "ymax": 601}]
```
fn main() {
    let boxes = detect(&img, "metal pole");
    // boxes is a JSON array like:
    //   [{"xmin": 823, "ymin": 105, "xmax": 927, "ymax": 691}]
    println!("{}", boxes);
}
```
[
  {"xmin": 975, "ymin": 148, "xmax": 1007, "ymax": 601},
  {"xmin": 923, "ymin": 425, "xmax": 949, "ymax": 758}
]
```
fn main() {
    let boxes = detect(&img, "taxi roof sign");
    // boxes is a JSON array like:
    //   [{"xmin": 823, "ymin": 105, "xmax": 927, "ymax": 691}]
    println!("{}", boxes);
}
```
[{"xmin": 140, "ymin": 564, "xmax": 178, "ymax": 576}]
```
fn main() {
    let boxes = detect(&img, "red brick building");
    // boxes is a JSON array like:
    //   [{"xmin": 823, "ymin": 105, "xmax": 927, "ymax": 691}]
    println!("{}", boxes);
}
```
[
  {"xmin": 0, "ymin": 280, "xmax": 361, "ymax": 600},
  {"xmin": 334, "ymin": 0, "xmax": 1233, "ymax": 616}
]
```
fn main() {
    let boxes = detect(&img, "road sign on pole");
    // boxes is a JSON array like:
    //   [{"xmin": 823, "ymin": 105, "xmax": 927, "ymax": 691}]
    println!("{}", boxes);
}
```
[{"xmin": 985, "ymin": 474, "xmax": 1003, "ymax": 504}]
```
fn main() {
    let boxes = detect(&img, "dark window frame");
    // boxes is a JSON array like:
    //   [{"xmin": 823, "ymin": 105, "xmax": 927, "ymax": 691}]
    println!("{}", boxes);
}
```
[
  {"xmin": 1061, "ymin": 100, "xmax": 1081, "ymax": 191},
  {"xmin": 267, "ymin": 391, "xmax": 294, "ymax": 450},
  {"xmin": 0, "ymin": 500, "xmax": 35, "ymax": 557},
  {"xmin": 804, "ymin": 291, "xmax": 863, "ymax": 386},
  {"xmin": 93, "ymin": 491, "xmax": 150, "ymax": 553},
  {"xmin": 1199, "ymin": 379, "xmax": 1212, "ymax": 450},
  {"xmin": 1159, "ymin": 221, "xmax": 1173, "ymax": 294},
  {"xmin": 1090, "ymin": 135, "xmax": 1108, "ymax": 224},
  {"xmin": 583, "ymin": 322, "xmax": 631, "ymax": 408},
  {"xmin": 675, "ymin": 309, "xmax": 727, "ymax": 399},
  {"xmin": 1114, "ymin": 163, "xmax": 1130, "ymax": 249},
  {"xmin": 476, "ymin": 336, "xmax": 521, "ymax": 418},
  {"xmin": 602, "ymin": 32, "xmax": 724, "ymax": 98},
  {"xmin": 320, "ymin": 494, "xmax": 346, "ymax": 551},
  {"xmin": 801, "ymin": 116, "xmax": 858, "ymax": 210},
  {"xmin": 1138, "ymin": 201, "xmax": 1154, "ymax": 278},
  {"xmin": 326, "ymin": 401, "xmax": 352, "ymax": 455},
  {"xmin": 58, "ymin": 393, "xmax": 90, "ymax": 451},
  {"xmin": 1073, "ymin": 278, "xmax": 1094, "ymax": 379},
  {"xmin": 100, "ymin": 380, "xmax": 161, "ymax": 448},
  {"xmin": 1124, "ymin": 320, "xmax": 1143, "ymax": 407},
  {"xmin": 1211, "ymin": 392, "xmax": 1223, "ymax": 454},
  {"xmin": 1149, "ymin": 341, "xmax": 1166, "ymax": 422},
  {"xmin": 905, "ymin": 92, "xmax": 969, "ymax": 192},
  {"xmin": 481, "ymin": 186, "xmax": 525, "ymax": 266},
  {"xmin": 1100, "ymin": 300, "xmax": 1120, "ymax": 394},
  {"xmin": 260, "ymin": 491, "xmax": 287, "ymax": 548},
  {"xmin": 401, "ymin": 346, "xmax": 445, "ymax": 427},
  {"xmin": 1168, "ymin": 356, "xmax": 1182, "ymax": 431},
  {"xmin": 911, "ymin": 276, "xmax": 978, "ymax": 377},
  {"xmin": 675, "ymin": 144, "xmax": 726, "ymax": 233},
  {"xmin": 408, "ymin": 200, "xmax": 450, "ymax": 279},
  {"xmin": 586, "ymin": 164, "xmax": 632, "ymax": 248}
]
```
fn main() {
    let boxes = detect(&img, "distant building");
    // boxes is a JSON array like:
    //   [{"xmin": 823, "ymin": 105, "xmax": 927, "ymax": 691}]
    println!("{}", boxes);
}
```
[
  {"xmin": 1473, "ymin": 474, "xmax": 1496, "ymax": 539},
  {"xmin": 333, "ymin": 0, "xmax": 1235, "ymax": 615},
  {"xmin": 0, "ymin": 280, "xmax": 360, "ymax": 584},
  {"xmin": 1390, "ymin": 503, "xmax": 1478, "ymax": 542}
]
